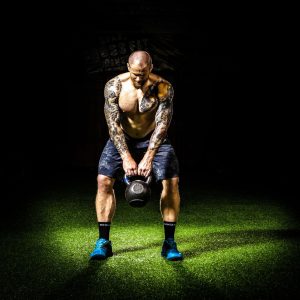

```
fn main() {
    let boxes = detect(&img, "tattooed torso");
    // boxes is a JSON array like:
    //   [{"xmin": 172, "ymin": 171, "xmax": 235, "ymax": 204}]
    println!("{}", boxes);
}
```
[{"xmin": 104, "ymin": 72, "xmax": 174, "ymax": 154}]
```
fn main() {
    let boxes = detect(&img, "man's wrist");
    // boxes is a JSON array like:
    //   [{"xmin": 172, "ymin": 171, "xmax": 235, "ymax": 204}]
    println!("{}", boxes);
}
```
[
  {"xmin": 145, "ymin": 148, "xmax": 157, "ymax": 159},
  {"xmin": 120, "ymin": 150, "xmax": 132, "ymax": 160}
]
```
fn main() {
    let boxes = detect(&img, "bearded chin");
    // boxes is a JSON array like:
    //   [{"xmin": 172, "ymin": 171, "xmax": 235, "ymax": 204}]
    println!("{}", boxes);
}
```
[{"xmin": 134, "ymin": 82, "xmax": 142, "ymax": 88}]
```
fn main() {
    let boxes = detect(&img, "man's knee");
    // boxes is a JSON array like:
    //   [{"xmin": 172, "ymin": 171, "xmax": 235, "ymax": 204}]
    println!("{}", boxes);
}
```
[
  {"xmin": 162, "ymin": 177, "xmax": 179, "ymax": 195},
  {"xmin": 97, "ymin": 175, "xmax": 115, "ymax": 193}
]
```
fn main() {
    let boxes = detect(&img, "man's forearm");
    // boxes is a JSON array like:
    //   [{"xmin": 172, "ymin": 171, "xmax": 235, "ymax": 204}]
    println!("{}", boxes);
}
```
[
  {"xmin": 108, "ymin": 125, "xmax": 129, "ymax": 158},
  {"xmin": 104, "ymin": 102, "xmax": 130, "ymax": 158},
  {"xmin": 104, "ymin": 112, "xmax": 128, "ymax": 157},
  {"xmin": 148, "ymin": 123, "xmax": 167, "ymax": 151}
]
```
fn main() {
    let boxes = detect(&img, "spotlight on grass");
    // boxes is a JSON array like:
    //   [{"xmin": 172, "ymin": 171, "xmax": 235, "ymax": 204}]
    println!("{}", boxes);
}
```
[{"xmin": 1, "ymin": 187, "xmax": 299, "ymax": 299}]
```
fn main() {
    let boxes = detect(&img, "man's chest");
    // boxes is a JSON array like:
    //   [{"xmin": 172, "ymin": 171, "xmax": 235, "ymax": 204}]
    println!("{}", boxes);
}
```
[{"xmin": 119, "ymin": 86, "xmax": 159, "ymax": 114}]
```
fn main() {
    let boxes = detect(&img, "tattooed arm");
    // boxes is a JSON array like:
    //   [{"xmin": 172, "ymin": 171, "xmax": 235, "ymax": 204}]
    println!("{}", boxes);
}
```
[
  {"xmin": 104, "ymin": 77, "xmax": 138, "ymax": 175},
  {"xmin": 138, "ymin": 83, "xmax": 174, "ymax": 177},
  {"xmin": 149, "ymin": 83, "xmax": 174, "ymax": 150},
  {"xmin": 104, "ymin": 77, "xmax": 127, "ymax": 155}
]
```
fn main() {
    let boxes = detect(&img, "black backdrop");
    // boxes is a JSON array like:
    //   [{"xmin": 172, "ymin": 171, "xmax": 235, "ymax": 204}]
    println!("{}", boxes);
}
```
[{"xmin": 3, "ymin": 2, "xmax": 297, "ymax": 199}]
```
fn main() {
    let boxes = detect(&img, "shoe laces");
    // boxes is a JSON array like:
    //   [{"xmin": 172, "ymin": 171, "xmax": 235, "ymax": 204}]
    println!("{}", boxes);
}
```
[
  {"xmin": 97, "ymin": 238, "xmax": 109, "ymax": 247},
  {"xmin": 166, "ymin": 239, "xmax": 177, "ymax": 250}
]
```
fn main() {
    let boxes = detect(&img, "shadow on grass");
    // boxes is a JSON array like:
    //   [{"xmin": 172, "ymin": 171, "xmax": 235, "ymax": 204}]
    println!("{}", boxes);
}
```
[
  {"xmin": 182, "ymin": 228, "xmax": 300, "ymax": 259},
  {"xmin": 166, "ymin": 228, "xmax": 300, "ymax": 299},
  {"xmin": 43, "ymin": 261, "xmax": 107, "ymax": 299},
  {"xmin": 166, "ymin": 262, "xmax": 226, "ymax": 299},
  {"xmin": 44, "ymin": 259, "xmax": 225, "ymax": 300},
  {"xmin": 43, "ymin": 228, "xmax": 300, "ymax": 299},
  {"xmin": 113, "ymin": 240, "xmax": 163, "ymax": 255},
  {"xmin": 112, "ymin": 228, "xmax": 300, "ymax": 258}
]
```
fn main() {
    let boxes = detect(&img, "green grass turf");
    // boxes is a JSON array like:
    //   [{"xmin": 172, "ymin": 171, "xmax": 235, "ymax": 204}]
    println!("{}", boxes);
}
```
[{"xmin": 1, "ymin": 180, "xmax": 300, "ymax": 299}]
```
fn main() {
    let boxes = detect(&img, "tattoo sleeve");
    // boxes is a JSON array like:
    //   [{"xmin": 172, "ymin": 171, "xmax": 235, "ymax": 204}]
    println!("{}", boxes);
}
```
[
  {"xmin": 149, "ymin": 84, "xmax": 174, "ymax": 150},
  {"xmin": 104, "ymin": 77, "xmax": 128, "ymax": 156}
]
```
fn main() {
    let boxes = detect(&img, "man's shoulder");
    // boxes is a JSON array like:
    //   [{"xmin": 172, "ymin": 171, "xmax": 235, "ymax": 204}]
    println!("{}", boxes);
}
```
[
  {"xmin": 106, "ymin": 73, "xmax": 130, "ymax": 86},
  {"xmin": 150, "ymin": 73, "xmax": 172, "ymax": 86},
  {"xmin": 150, "ymin": 74, "xmax": 173, "ymax": 101}
]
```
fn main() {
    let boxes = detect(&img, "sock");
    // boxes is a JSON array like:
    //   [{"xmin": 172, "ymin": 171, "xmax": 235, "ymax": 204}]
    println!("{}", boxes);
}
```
[
  {"xmin": 98, "ymin": 222, "xmax": 111, "ymax": 240},
  {"xmin": 163, "ymin": 221, "xmax": 176, "ymax": 240}
]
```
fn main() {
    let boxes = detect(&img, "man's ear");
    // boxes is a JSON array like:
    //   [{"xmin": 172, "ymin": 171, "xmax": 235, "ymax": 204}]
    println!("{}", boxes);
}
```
[
  {"xmin": 127, "ymin": 63, "xmax": 130, "ymax": 71},
  {"xmin": 150, "ymin": 64, "xmax": 153, "ymax": 72}
]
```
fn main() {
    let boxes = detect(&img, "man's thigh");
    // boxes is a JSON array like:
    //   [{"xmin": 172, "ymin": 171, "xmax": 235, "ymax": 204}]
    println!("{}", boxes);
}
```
[
  {"xmin": 98, "ymin": 139, "xmax": 123, "ymax": 179},
  {"xmin": 152, "ymin": 142, "xmax": 179, "ymax": 181}
]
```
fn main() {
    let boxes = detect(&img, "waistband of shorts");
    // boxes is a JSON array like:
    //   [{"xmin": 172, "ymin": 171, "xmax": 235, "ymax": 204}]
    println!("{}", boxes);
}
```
[{"xmin": 124, "ymin": 130, "xmax": 154, "ymax": 142}]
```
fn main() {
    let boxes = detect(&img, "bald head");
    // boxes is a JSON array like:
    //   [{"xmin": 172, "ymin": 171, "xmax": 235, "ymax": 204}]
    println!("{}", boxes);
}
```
[
  {"xmin": 127, "ymin": 51, "xmax": 153, "ymax": 88},
  {"xmin": 128, "ymin": 51, "xmax": 152, "ymax": 67}
]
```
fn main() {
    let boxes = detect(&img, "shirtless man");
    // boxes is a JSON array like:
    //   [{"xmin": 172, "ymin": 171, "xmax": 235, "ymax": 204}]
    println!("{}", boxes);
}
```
[{"xmin": 90, "ymin": 51, "xmax": 183, "ymax": 261}]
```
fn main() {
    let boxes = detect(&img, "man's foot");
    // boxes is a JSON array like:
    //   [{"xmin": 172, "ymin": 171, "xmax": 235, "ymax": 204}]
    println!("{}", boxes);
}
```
[
  {"xmin": 90, "ymin": 238, "xmax": 113, "ymax": 260},
  {"xmin": 161, "ymin": 239, "xmax": 183, "ymax": 261}
]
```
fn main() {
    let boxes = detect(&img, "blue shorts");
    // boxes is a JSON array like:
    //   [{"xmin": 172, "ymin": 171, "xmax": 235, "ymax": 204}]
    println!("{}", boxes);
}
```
[{"xmin": 98, "ymin": 134, "xmax": 179, "ymax": 181}]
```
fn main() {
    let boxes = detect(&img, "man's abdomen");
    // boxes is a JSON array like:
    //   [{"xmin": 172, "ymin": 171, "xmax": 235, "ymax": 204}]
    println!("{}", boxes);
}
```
[{"xmin": 120, "ymin": 117, "xmax": 156, "ymax": 139}]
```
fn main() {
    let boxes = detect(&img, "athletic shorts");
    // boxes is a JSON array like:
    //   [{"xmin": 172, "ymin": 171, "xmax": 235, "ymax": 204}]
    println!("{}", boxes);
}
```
[{"xmin": 98, "ymin": 133, "xmax": 179, "ymax": 181}]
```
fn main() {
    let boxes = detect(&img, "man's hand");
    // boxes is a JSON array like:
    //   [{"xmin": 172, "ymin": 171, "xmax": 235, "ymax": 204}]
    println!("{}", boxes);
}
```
[
  {"xmin": 138, "ymin": 150, "xmax": 156, "ymax": 177},
  {"xmin": 122, "ymin": 154, "xmax": 138, "ymax": 176}
]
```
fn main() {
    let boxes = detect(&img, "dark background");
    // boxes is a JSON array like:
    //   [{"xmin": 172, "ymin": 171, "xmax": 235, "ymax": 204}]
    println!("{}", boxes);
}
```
[{"xmin": 2, "ymin": 2, "xmax": 297, "ymax": 205}]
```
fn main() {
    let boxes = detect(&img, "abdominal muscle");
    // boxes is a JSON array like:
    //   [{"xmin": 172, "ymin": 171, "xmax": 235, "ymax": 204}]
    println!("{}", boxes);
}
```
[{"xmin": 120, "ymin": 114, "xmax": 156, "ymax": 139}]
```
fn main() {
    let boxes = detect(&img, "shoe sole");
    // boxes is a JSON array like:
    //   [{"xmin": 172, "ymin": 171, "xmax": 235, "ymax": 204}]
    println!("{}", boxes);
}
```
[
  {"xmin": 90, "ymin": 252, "xmax": 113, "ymax": 260},
  {"xmin": 168, "ymin": 257, "xmax": 183, "ymax": 261},
  {"xmin": 161, "ymin": 253, "xmax": 183, "ymax": 261}
]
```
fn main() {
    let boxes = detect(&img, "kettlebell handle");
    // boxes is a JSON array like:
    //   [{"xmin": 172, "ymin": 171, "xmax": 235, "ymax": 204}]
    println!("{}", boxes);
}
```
[{"xmin": 124, "ymin": 174, "xmax": 152, "ymax": 186}]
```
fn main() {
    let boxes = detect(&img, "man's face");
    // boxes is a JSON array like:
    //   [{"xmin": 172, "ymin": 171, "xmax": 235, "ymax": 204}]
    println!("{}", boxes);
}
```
[{"xmin": 128, "ymin": 64, "xmax": 151, "ymax": 89}]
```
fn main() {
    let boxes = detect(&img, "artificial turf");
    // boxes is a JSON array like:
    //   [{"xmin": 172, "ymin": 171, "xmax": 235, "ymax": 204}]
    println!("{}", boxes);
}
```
[{"xmin": 1, "ymin": 177, "xmax": 299, "ymax": 299}]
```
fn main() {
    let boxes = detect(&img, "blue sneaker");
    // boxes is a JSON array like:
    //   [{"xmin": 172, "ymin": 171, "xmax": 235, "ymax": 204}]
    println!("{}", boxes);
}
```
[
  {"xmin": 161, "ymin": 239, "xmax": 183, "ymax": 261},
  {"xmin": 90, "ymin": 238, "xmax": 113, "ymax": 260}
]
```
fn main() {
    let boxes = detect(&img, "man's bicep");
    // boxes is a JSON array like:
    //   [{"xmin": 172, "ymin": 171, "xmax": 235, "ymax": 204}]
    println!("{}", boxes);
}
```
[
  {"xmin": 155, "ymin": 96, "xmax": 173, "ymax": 126},
  {"xmin": 104, "ymin": 77, "xmax": 121, "ymax": 101},
  {"xmin": 103, "ymin": 78, "xmax": 128, "ymax": 154},
  {"xmin": 149, "ymin": 99, "xmax": 173, "ymax": 150},
  {"xmin": 104, "ymin": 78, "xmax": 121, "ymax": 123}
]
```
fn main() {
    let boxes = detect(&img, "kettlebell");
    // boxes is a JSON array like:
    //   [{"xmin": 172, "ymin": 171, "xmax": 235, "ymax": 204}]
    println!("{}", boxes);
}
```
[{"xmin": 124, "ymin": 174, "xmax": 152, "ymax": 207}]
